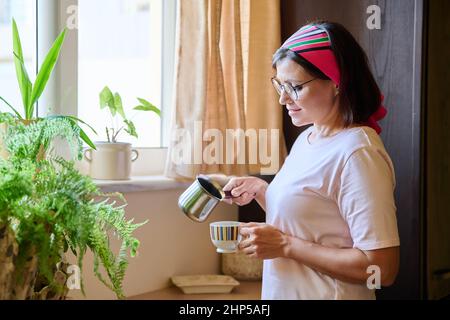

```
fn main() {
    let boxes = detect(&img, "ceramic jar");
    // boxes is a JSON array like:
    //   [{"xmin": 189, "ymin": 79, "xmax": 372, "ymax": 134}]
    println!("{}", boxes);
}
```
[{"xmin": 84, "ymin": 142, "xmax": 139, "ymax": 180}]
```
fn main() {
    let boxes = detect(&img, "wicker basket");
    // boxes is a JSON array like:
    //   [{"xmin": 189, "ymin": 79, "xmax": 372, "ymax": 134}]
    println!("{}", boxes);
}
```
[{"xmin": 221, "ymin": 252, "xmax": 262, "ymax": 281}]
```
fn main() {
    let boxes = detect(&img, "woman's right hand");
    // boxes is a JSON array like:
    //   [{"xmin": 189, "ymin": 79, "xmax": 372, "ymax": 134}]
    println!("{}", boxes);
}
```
[{"xmin": 222, "ymin": 176, "xmax": 268, "ymax": 206}]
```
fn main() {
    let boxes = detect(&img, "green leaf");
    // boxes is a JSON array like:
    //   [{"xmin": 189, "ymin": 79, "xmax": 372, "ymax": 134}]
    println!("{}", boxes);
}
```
[
  {"xmin": 114, "ymin": 93, "xmax": 126, "ymax": 119},
  {"xmin": 124, "ymin": 120, "xmax": 138, "ymax": 138},
  {"xmin": 79, "ymin": 127, "xmax": 97, "ymax": 150},
  {"xmin": 134, "ymin": 98, "xmax": 161, "ymax": 116},
  {"xmin": 130, "ymin": 239, "xmax": 140, "ymax": 257},
  {"xmin": 100, "ymin": 86, "xmax": 114, "ymax": 110},
  {"xmin": 13, "ymin": 53, "xmax": 32, "ymax": 119},
  {"xmin": 30, "ymin": 28, "xmax": 67, "ymax": 113},
  {"xmin": 63, "ymin": 115, "xmax": 98, "ymax": 135},
  {"xmin": 100, "ymin": 87, "xmax": 116, "ymax": 117},
  {"xmin": 12, "ymin": 19, "xmax": 32, "ymax": 118},
  {"xmin": 48, "ymin": 115, "xmax": 97, "ymax": 150},
  {"xmin": 47, "ymin": 114, "xmax": 98, "ymax": 135},
  {"xmin": 0, "ymin": 96, "xmax": 22, "ymax": 118}
]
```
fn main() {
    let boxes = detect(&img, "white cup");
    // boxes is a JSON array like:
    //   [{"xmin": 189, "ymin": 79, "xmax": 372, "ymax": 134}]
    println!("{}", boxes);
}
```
[{"xmin": 209, "ymin": 221, "xmax": 242, "ymax": 253}]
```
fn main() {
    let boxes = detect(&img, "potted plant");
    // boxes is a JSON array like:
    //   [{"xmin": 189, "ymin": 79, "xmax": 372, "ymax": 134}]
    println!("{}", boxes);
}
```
[
  {"xmin": 0, "ymin": 112, "xmax": 146, "ymax": 300},
  {"xmin": 0, "ymin": 20, "xmax": 145, "ymax": 300},
  {"xmin": 83, "ymin": 86, "xmax": 160, "ymax": 180},
  {"xmin": 0, "ymin": 19, "xmax": 96, "ymax": 158}
]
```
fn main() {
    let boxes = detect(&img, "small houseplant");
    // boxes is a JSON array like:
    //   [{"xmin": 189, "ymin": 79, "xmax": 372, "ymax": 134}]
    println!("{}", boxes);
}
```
[
  {"xmin": 0, "ymin": 112, "xmax": 146, "ymax": 300},
  {"xmin": 0, "ymin": 19, "xmax": 96, "ymax": 155},
  {"xmin": 84, "ymin": 86, "xmax": 160, "ymax": 180}
]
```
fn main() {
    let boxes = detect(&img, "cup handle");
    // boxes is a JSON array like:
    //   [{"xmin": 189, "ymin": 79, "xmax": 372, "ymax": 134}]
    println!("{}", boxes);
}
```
[
  {"xmin": 131, "ymin": 149, "xmax": 139, "ymax": 162},
  {"xmin": 84, "ymin": 149, "xmax": 92, "ymax": 162}
]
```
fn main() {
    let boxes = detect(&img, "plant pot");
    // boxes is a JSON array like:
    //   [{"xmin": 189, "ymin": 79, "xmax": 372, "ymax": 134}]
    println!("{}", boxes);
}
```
[
  {"xmin": 84, "ymin": 142, "xmax": 139, "ymax": 180},
  {"xmin": 0, "ymin": 223, "xmax": 18, "ymax": 299},
  {"xmin": 0, "ymin": 223, "xmax": 69, "ymax": 300},
  {"xmin": 0, "ymin": 223, "xmax": 39, "ymax": 300},
  {"xmin": 32, "ymin": 260, "xmax": 70, "ymax": 300}
]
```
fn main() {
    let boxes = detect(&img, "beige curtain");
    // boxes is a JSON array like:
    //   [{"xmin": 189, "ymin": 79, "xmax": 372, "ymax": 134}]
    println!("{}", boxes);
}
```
[{"xmin": 165, "ymin": 0, "xmax": 287, "ymax": 181}]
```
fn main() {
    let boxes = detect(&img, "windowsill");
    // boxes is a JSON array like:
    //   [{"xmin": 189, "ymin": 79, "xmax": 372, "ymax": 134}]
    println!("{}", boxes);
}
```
[{"xmin": 95, "ymin": 175, "xmax": 191, "ymax": 193}]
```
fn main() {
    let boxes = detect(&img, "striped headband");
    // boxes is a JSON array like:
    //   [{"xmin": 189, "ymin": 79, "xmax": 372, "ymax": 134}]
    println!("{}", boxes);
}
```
[
  {"xmin": 281, "ymin": 24, "xmax": 387, "ymax": 134},
  {"xmin": 282, "ymin": 24, "xmax": 341, "ymax": 86}
]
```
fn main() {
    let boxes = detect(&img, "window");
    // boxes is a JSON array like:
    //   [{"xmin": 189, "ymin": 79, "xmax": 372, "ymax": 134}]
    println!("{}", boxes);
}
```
[
  {"xmin": 78, "ymin": 0, "xmax": 164, "ymax": 148},
  {"xmin": 0, "ymin": 0, "xmax": 37, "ymax": 114},
  {"xmin": 1, "ymin": 0, "xmax": 175, "ymax": 174}
]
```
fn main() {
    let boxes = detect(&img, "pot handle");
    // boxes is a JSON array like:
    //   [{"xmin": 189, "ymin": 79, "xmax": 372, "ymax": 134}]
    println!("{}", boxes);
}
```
[
  {"xmin": 131, "ymin": 149, "xmax": 139, "ymax": 162},
  {"xmin": 84, "ymin": 149, "xmax": 92, "ymax": 162}
]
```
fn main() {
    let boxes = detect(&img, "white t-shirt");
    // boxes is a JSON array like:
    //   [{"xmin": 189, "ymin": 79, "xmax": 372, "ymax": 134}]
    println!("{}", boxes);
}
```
[{"xmin": 262, "ymin": 125, "xmax": 400, "ymax": 300}]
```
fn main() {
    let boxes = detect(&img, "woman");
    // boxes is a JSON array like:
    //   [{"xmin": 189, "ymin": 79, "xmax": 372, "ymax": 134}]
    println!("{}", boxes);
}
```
[{"xmin": 222, "ymin": 21, "xmax": 400, "ymax": 300}]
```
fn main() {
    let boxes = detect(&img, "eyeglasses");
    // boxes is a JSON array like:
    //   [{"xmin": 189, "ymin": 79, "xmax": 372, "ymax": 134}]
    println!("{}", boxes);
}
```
[{"xmin": 271, "ymin": 77, "xmax": 317, "ymax": 101}]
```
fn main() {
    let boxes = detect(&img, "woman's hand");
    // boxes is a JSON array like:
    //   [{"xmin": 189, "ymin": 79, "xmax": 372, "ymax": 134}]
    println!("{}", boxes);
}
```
[
  {"xmin": 222, "ymin": 176, "xmax": 268, "ymax": 206},
  {"xmin": 238, "ymin": 222, "xmax": 289, "ymax": 260}
]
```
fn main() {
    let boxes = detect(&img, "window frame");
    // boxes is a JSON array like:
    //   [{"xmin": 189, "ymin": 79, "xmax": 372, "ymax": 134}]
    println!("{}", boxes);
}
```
[{"xmin": 37, "ymin": 0, "xmax": 176, "ymax": 175}]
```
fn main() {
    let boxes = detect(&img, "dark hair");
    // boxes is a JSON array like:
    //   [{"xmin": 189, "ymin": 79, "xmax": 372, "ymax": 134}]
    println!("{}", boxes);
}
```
[{"xmin": 272, "ymin": 21, "xmax": 381, "ymax": 126}]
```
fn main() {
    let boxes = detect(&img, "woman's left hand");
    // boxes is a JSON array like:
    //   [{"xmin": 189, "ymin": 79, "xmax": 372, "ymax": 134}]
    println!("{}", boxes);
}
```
[{"xmin": 239, "ymin": 223, "xmax": 289, "ymax": 260}]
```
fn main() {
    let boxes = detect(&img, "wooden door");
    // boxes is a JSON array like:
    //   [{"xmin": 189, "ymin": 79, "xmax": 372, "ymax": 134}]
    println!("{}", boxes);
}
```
[
  {"xmin": 426, "ymin": 0, "xmax": 450, "ymax": 300},
  {"xmin": 280, "ymin": 0, "xmax": 425, "ymax": 299}
]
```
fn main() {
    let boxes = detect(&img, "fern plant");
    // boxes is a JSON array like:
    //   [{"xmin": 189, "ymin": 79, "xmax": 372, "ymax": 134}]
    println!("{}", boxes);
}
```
[{"xmin": 0, "ymin": 113, "xmax": 147, "ymax": 299}]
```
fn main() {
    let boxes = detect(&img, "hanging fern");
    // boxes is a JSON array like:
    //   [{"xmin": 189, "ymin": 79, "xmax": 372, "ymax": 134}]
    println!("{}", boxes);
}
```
[
  {"xmin": 0, "ymin": 114, "xmax": 147, "ymax": 299},
  {"xmin": 2, "ymin": 117, "xmax": 82, "ymax": 161}
]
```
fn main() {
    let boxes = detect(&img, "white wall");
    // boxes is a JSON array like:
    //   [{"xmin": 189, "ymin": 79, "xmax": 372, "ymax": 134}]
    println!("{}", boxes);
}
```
[{"xmin": 67, "ymin": 188, "xmax": 238, "ymax": 300}]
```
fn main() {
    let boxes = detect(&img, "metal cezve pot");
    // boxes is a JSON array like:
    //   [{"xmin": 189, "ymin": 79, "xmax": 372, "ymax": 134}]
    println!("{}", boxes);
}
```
[{"xmin": 178, "ymin": 175, "xmax": 232, "ymax": 223}]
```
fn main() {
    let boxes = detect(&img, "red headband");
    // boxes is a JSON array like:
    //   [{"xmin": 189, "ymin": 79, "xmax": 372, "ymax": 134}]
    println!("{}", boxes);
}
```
[{"xmin": 282, "ymin": 25, "xmax": 386, "ymax": 134}]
